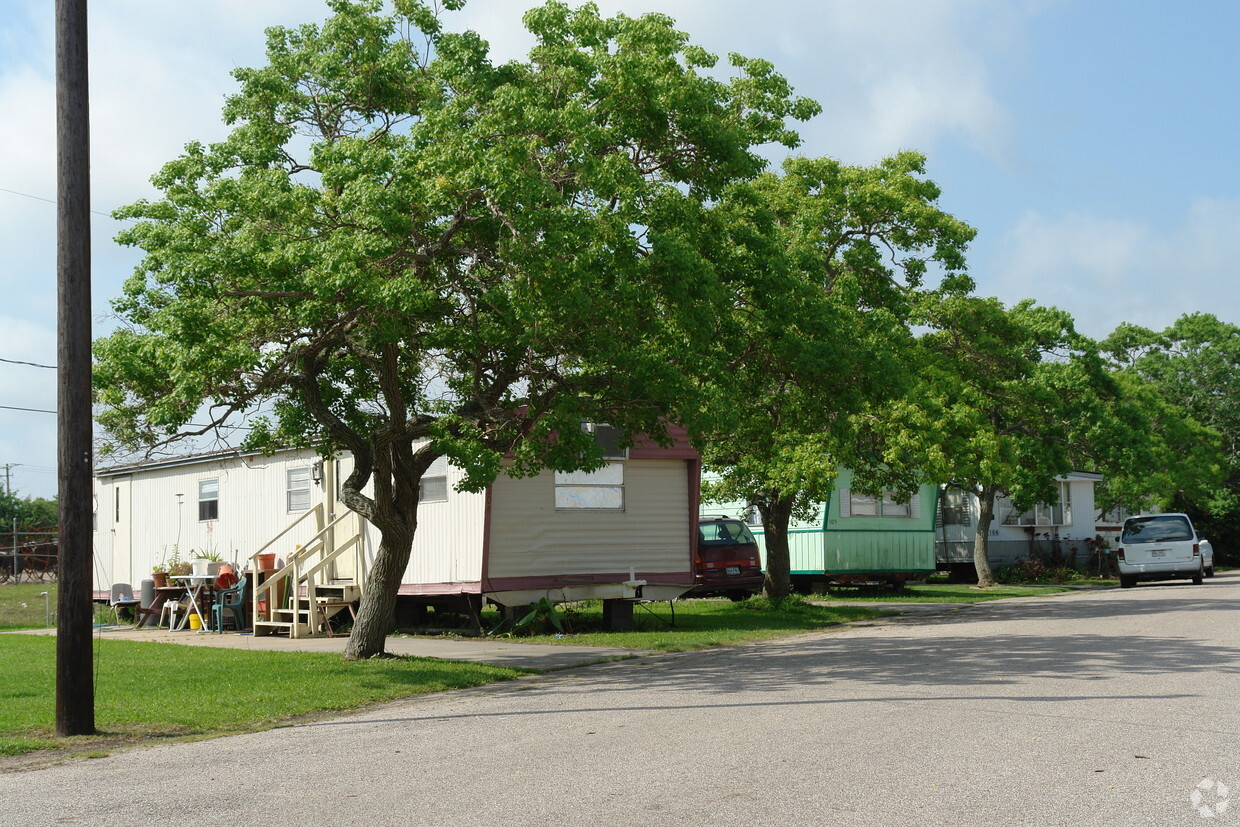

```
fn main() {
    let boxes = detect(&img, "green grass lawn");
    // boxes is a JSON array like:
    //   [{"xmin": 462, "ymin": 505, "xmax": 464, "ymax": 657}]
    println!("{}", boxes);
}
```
[
  {"xmin": 0, "ymin": 582, "xmax": 1079, "ymax": 761},
  {"xmin": 0, "ymin": 583, "xmax": 62, "ymax": 630},
  {"xmin": 0, "ymin": 635, "xmax": 528, "ymax": 758},
  {"xmin": 463, "ymin": 597, "xmax": 893, "ymax": 651},
  {"xmin": 811, "ymin": 583, "xmax": 1077, "ymax": 603}
]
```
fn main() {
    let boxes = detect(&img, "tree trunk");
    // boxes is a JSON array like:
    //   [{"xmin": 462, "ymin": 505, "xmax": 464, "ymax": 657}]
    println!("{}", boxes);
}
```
[
  {"xmin": 762, "ymin": 495, "xmax": 795, "ymax": 602},
  {"xmin": 973, "ymin": 484, "xmax": 998, "ymax": 587},
  {"xmin": 345, "ymin": 517, "xmax": 415, "ymax": 660}
]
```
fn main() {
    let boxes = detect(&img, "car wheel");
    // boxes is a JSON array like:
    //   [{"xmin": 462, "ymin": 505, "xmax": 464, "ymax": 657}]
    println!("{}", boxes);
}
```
[
  {"xmin": 1193, "ymin": 566, "xmax": 1204, "ymax": 585},
  {"xmin": 1205, "ymin": 566, "xmax": 1215, "ymax": 578},
  {"xmin": 1120, "ymin": 575, "xmax": 1135, "ymax": 589}
]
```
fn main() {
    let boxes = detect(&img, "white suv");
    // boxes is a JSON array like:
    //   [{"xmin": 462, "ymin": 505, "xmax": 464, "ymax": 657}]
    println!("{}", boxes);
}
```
[{"xmin": 1117, "ymin": 513, "xmax": 1206, "ymax": 588}]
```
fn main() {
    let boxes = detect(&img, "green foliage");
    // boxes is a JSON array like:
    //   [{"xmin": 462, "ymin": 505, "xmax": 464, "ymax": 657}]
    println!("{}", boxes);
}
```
[
  {"xmin": 992, "ymin": 561, "xmax": 1094, "ymax": 585},
  {"xmin": 509, "ymin": 597, "xmax": 565, "ymax": 636},
  {"xmin": 1101, "ymin": 313, "xmax": 1239, "ymax": 558},
  {"xmin": 93, "ymin": 1, "xmax": 819, "ymax": 656},
  {"xmin": 697, "ymin": 151, "xmax": 976, "ymax": 600},
  {"xmin": 0, "ymin": 488, "xmax": 57, "ymax": 531},
  {"xmin": 884, "ymin": 297, "xmax": 1142, "ymax": 585}
]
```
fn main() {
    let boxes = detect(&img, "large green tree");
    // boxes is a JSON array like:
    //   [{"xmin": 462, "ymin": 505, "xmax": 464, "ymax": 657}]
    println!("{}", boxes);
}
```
[
  {"xmin": 908, "ymin": 298, "xmax": 1134, "ymax": 586},
  {"xmin": 699, "ymin": 152, "xmax": 975, "ymax": 601},
  {"xmin": 94, "ymin": 0, "xmax": 817, "ymax": 658},
  {"xmin": 1102, "ymin": 313, "xmax": 1238, "ymax": 556}
]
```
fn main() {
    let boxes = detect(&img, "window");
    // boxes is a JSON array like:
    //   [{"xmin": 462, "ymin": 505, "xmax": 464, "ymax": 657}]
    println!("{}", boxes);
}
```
[
  {"xmin": 1009, "ymin": 482, "xmax": 1072, "ymax": 526},
  {"xmin": 882, "ymin": 492, "xmax": 910, "ymax": 518},
  {"xmin": 287, "ymin": 467, "xmax": 312, "ymax": 513},
  {"xmin": 941, "ymin": 487, "xmax": 971, "ymax": 526},
  {"xmin": 840, "ymin": 489, "xmax": 919, "ymax": 519},
  {"xmin": 555, "ymin": 462, "xmax": 624, "ymax": 510},
  {"xmin": 198, "ymin": 478, "xmax": 219, "ymax": 521},
  {"xmin": 588, "ymin": 423, "xmax": 628, "ymax": 459},
  {"xmin": 1121, "ymin": 514, "xmax": 1193, "ymax": 544},
  {"xmin": 576, "ymin": 422, "xmax": 628, "ymax": 459},
  {"xmin": 419, "ymin": 456, "xmax": 449, "ymax": 503},
  {"xmin": 699, "ymin": 520, "xmax": 758, "ymax": 545},
  {"xmin": 847, "ymin": 491, "xmax": 879, "ymax": 517}
]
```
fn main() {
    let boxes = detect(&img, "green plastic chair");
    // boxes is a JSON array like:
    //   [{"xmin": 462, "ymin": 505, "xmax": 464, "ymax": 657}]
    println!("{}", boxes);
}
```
[{"xmin": 211, "ymin": 575, "xmax": 248, "ymax": 632}]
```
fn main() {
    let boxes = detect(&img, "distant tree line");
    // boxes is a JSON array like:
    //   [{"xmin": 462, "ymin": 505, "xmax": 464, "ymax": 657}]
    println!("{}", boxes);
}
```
[{"xmin": 0, "ymin": 487, "xmax": 58, "ymax": 533}]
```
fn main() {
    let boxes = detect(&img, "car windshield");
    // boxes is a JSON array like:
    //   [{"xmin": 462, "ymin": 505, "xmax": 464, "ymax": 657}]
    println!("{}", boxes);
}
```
[
  {"xmin": 1122, "ymin": 515, "xmax": 1193, "ymax": 543},
  {"xmin": 699, "ymin": 520, "xmax": 757, "ymax": 545}
]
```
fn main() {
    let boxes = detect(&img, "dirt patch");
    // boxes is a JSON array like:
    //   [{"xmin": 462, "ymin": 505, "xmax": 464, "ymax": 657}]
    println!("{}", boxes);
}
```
[{"xmin": 0, "ymin": 735, "xmax": 154, "ymax": 774}]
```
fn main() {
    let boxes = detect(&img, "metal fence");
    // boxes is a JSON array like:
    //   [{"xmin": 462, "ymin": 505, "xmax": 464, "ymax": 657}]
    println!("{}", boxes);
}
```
[{"xmin": 0, "ymin": 527, "xmax": 59, "ymax": 584}]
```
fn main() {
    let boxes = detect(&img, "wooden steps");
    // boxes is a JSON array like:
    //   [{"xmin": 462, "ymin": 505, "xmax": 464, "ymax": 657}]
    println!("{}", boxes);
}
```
[{"xmin": 253, "ymin": 579, "xmax": 362, "ymax": 637}]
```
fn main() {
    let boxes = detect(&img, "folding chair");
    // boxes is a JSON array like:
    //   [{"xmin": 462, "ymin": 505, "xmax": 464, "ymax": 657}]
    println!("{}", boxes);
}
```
[{"xmin": 109, "ymin": 583, "xmax": 144, "ymax": 626}]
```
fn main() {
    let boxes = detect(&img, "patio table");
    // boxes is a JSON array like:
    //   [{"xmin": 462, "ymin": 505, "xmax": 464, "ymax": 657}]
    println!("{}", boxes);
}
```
[
  {"xmin": 168, "ymin": 574, "xmax": 215, "ymax": 631},
  {"xmin": 137, "ymin": 586, "xmax": 186, "ymax": 629}
]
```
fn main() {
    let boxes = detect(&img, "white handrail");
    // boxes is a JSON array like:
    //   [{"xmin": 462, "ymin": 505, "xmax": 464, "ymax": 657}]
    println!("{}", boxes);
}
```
[{"xmin": 252, "ymin": 510, "xmax": 366, "ymax": 638}]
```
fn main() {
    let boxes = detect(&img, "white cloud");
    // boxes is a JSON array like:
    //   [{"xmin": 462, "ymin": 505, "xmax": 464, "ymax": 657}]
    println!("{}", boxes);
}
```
[
  {"xmin": 453, "ymin": 0, "xmax": 1032, "ymax": 164},
  {"xmin": 988, "ymin": 198, "xmax": 1240, "ymax": 338}
]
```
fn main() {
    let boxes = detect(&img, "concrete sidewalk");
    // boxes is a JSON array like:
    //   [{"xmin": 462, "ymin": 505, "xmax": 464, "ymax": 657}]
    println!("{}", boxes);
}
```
[{"xmin": 13, "ymin": 625, "xmax": 655, "ymax": 671}]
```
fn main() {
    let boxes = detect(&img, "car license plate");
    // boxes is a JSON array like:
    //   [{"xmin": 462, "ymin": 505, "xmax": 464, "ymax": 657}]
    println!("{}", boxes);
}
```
[
  {"xmin": 1150, "ymin": 549, "xmax": 1166, "ymax": 557},
  {"xmin": 726, "ymin": 566, "xmax": 740, "ymax": 576}
]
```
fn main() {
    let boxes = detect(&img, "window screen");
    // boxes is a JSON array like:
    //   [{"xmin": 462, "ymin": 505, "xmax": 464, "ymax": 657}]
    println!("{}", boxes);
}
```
[
  {"xmin": 287, "ymin": 467, "xmax": 312, "ymax": 513},
  {"xmin": 198, "ymin": 478, "xmax": 219, "ymax": 521},
  {"xmin": 555, "ymin": 463, "xmax": 624, "ymax": 510},
  {"xmin": 419, "ymin": 456, "xmax": 449, "ymax": 503}
]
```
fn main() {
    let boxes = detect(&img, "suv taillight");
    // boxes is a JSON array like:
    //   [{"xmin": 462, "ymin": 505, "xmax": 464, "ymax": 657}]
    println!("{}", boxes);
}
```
[
  {"xmin": 1193, "ymin": 543, "xmax": 1200, "ymax": 557},
  {"xmin": 1116, "ymin": 547, "xmax": 1125, "ymax": 561}
]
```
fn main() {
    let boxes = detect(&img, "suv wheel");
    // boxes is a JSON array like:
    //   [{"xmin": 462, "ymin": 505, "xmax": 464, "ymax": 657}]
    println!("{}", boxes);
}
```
[
  {"xmin": 1119, "ymin": 574, "xmax": 1136, "ymax": 589},
  {"xmin": 1193, "ymin": 565, "xmax": 1204, "ymax": 585}
]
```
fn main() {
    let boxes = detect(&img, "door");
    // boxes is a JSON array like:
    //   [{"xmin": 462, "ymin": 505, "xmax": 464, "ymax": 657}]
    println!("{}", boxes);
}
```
[{"xmin": 112, "ymin": 476, "xmax": 133, "ymax": 585}]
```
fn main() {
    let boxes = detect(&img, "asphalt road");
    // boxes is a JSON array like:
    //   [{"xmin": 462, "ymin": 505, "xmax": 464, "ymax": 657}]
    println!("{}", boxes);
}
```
[{"xmin": 4, "ymin": 577, "xmax": 1236, "ymax": 826}]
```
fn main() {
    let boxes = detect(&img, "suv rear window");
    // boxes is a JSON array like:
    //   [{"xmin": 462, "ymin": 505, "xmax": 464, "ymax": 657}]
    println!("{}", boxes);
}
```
[
  {"xmin": 1122, "ymin": 515, "xmax": 1193, "ymax": 543},
  {"xmin": 699, "ymin": 520, "xmax": 757, "ymax": 545}
]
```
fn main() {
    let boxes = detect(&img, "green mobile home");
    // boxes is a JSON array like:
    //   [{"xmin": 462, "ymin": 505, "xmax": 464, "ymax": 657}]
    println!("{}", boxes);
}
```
[{"xmin": 706, "ymin": 469, "xmax": 939, "ymax": 588}]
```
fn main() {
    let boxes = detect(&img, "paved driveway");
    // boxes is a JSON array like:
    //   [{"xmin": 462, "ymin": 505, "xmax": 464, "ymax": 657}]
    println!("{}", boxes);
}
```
[{"xmin": 4, "ymin": 577, "xmax": 1237, "ymax": 826}]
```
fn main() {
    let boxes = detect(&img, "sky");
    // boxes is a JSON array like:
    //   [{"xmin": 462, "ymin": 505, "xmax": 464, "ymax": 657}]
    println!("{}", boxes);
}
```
[{"xmin": 0, "ymin": 0, "xmax": 1237, "ymax": 500}]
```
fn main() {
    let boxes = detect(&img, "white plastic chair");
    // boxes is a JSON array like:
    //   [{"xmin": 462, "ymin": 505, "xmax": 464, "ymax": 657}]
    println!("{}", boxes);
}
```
[{"xmin": 157, "ymin": 595, "xmax": 187, "ymax": 630}]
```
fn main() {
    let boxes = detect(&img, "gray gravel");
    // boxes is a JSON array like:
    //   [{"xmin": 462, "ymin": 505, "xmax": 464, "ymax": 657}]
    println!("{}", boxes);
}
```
[{"xmin": 3, "ymin": 577, "xmax": 1236, "ymax": 826}]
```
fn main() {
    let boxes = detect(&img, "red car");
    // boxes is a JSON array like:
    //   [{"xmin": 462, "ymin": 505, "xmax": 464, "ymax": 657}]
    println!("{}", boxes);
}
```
[{"xmin": 689, "ymin": 516, "xmax": 765, "ymax": 600}]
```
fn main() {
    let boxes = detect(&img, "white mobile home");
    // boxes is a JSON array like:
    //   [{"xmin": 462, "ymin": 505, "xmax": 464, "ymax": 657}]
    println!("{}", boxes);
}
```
[
  {"xmin": 94, "ymin": 427, "xmax": 701, "ymax": 634},
  {"xmin": 936, "ymin": 472, "xmax": 1103, "ymax": 573}
]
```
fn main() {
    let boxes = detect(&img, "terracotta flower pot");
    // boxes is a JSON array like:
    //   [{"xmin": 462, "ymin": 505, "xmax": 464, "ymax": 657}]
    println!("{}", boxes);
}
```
[{"xmin": 152, "ymin": 571, "xmax": 169, "ymax": 588}]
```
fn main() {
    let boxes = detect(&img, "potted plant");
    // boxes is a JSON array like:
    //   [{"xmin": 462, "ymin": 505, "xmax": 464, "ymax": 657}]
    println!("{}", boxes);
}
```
[
  {"xmin": 167, "ymin": 558, "xmax": 193, "ymax": 577},
  {"xmin": 152, "ymin": 546, "xmax": 184, "ymax": 587},
  {"xmin": 193, "ymin": 548, "xmax": 225, "ymax": 577}
]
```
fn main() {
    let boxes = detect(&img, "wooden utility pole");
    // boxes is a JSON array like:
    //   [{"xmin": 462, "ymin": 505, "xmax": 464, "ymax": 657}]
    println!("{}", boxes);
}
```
[{"xmin": 56, "ymin": 0, "xmax": 94, "ymax": 736}]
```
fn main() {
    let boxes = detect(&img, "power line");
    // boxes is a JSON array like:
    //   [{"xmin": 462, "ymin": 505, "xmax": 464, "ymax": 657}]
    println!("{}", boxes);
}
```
[
  {"xmin": 0, "ymin": 404, "xmax": 56, "ymax": 414},
  {"xmin": 0, "ymin": 357, "xmax": 56, "ymax": 369},
  {"xmin": 0, "ymin": 403, "xmax": 255, "ymax": 435},
  {"xmin": 0, "ymin": 185, "xmax": 121, "ymax": 220}
]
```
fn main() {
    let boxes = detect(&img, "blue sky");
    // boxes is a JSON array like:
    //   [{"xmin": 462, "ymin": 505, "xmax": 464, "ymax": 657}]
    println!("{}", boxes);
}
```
[{"xmin": 1, "ymin": 0, "xmax": 1237, "ymax": 499}]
